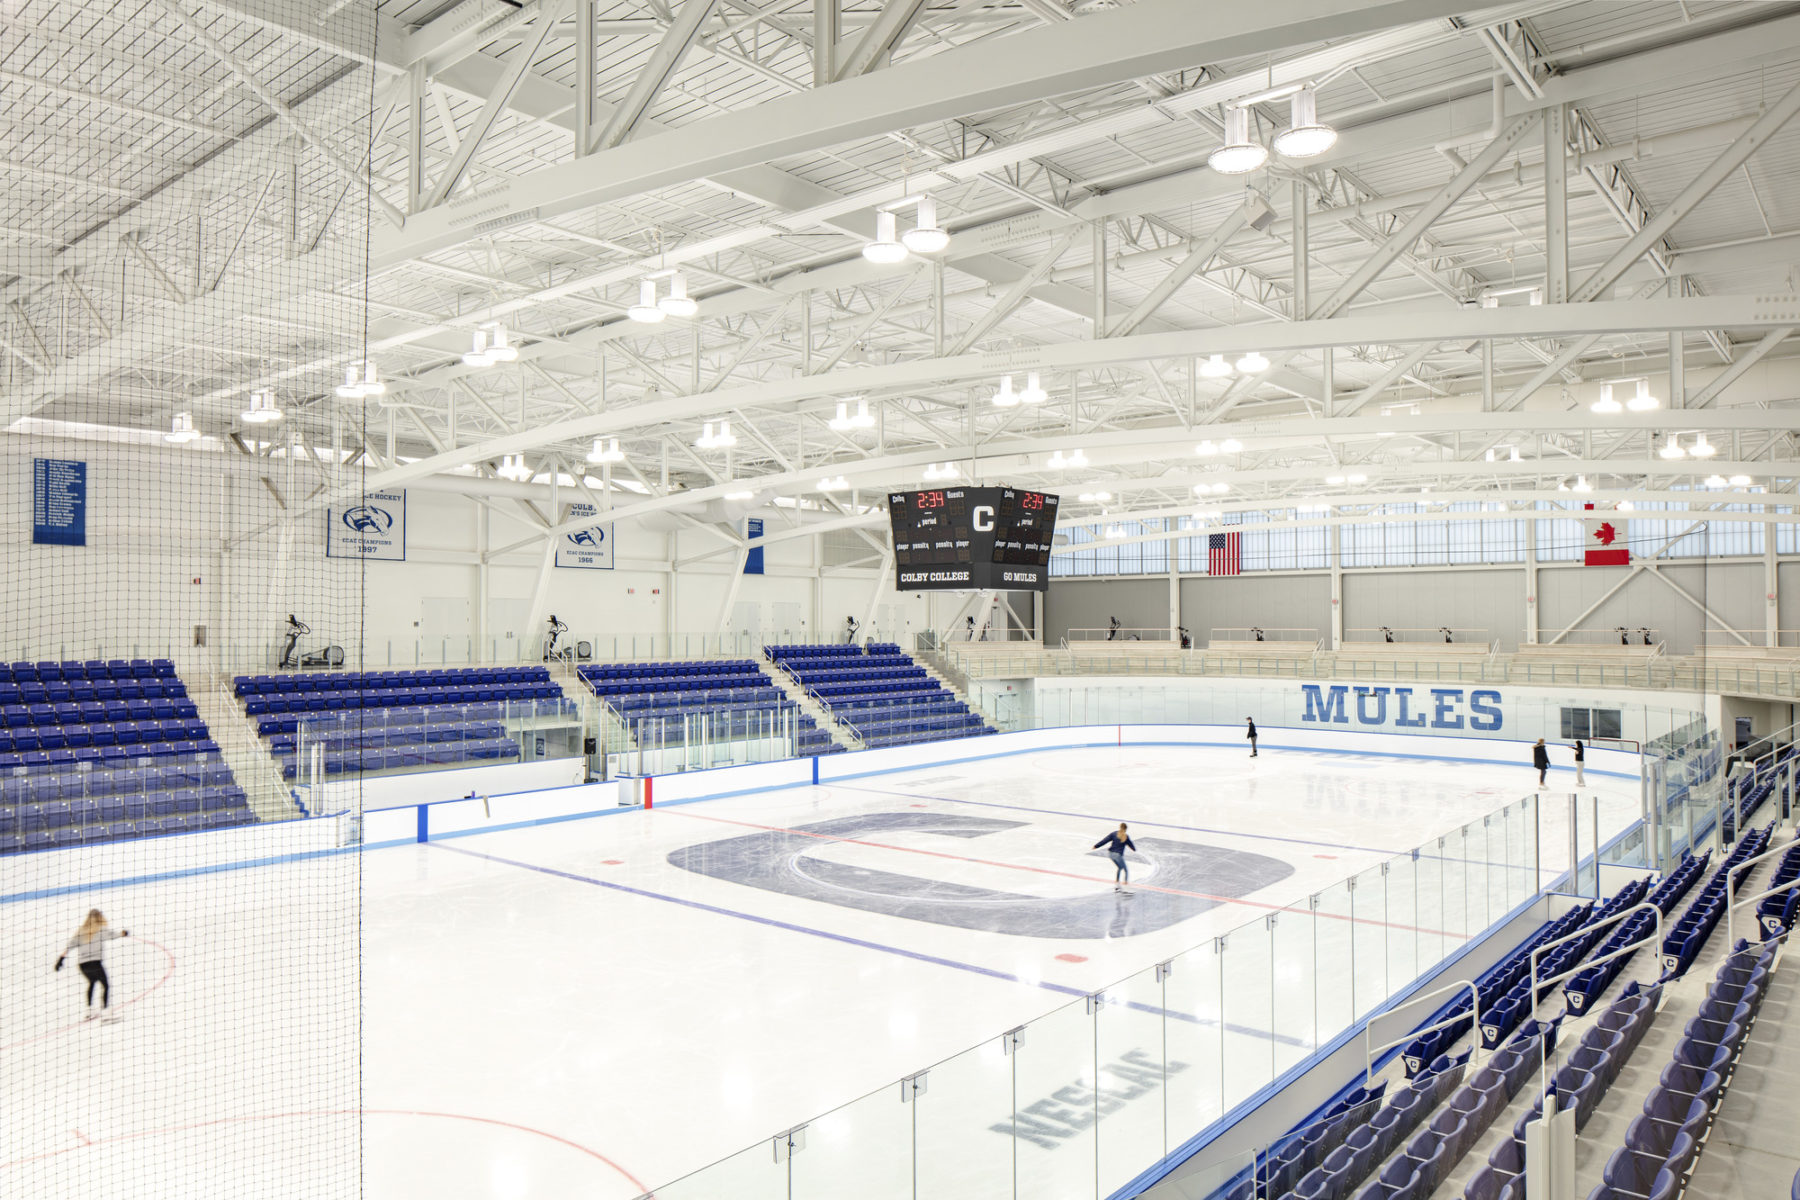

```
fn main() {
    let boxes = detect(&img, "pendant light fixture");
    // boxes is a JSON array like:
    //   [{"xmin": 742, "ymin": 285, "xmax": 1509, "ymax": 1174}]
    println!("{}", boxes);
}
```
[
  {"xmin": 863, "ymin": 210, "xmax": 908, "ymax": 264},
  {"xmin": 240, "ymin": 390, "xmax": 282, "ymax": 424},
  {"xmin": 628, "ymin": 278, "xmax": 665, "ymax": 323},
  {"xmin": 165, "ymin": 412, "xmax": 201, "ymax": 443},
  {"xmin": 658, "ymin": 271, "xmax": 698, "ymax": 318},
  {"xmin": 1199, "ymin": 354, "xmax": 1232, "ymax": 378},
  {"xmin": 901, "ymin": 196, "xmax": 950, "ymax": 254},
  {"xmin": 1271, "ymin": 86, "xmax": 1337, "ymax": 158},
  {"xmin": 1209, "ymin": 107, "xmax": 1268, "ymax": 175}
]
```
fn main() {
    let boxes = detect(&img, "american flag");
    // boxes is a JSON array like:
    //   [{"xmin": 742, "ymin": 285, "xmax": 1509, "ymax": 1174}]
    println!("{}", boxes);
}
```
[{"xmin": 1208, "ymin": 531, "xmax": 1241, "ymax": 576}]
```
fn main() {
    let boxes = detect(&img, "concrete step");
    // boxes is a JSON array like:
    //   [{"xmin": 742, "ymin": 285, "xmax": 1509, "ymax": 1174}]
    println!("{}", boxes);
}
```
[
  {"xmin": 757, "ymin": 653, "xmax": 861, "ymax": 751},
  {"xmin": 182, "ymin": 672, "xmax": 301, "ymax": 823}
]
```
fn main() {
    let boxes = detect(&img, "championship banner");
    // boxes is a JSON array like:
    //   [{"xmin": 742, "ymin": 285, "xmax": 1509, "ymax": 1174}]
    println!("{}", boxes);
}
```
[
  {"xmin": 556, "ymin": 502, "xmax": 614, "ymax": 569},
  {"xmin": 326, "ymin": 490, "xmax": 406, "ymax": 560},
  {"xmin": 32, "ymin": 458, "xmax": 86, "ymax": 547},
  {"xmin": 1583, "ymin": 502, "xmax": 1629, "ymax": 566}
]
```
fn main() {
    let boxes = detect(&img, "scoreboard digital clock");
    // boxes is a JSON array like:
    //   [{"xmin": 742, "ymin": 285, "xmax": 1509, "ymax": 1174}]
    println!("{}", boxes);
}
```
[{"xmin": 888, "ymin": 486, "xmax": 1058, "ymax": 592}]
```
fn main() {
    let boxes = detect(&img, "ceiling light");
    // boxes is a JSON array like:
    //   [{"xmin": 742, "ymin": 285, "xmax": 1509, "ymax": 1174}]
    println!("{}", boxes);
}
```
[
  {"xmin": 1195, "ymin": 440, "xmax": 1218, "ymax": 456},
  {"xmin": 1211, "ymin": 481, "xmax": 1230, "ymax": 494},
  {"xmin": 924, "ymin": 462, "xmax": 958, "ymax": 481},
  {"xmin": 1271, "ymin": 86, "xmax": 1336, "ymax": 158},
  {"xmin": 863, "ymin": 210, "xmax": 908, "ymax": 264},
  {"xmin": 1591, "ymin": 383, "xmax": 1623, "ymax": 415},
  {"xmin": 628, "ymin": 278, "xmax": 665, "ymax": 323},
  {"xmin": 1220, "ymin": 437, "xmax": 1242, "ymax": 453},
  {"xmin": 1235, "ymin": 350, "xmax": 1270, "ymax": 373},
  {"xmin": 1485, "ymin": 449, "xmax": 1496, "ymax": 463},
  {"xmin": 901, "ymin": 196, "xmax": 950, "ymax": 254},
  {"xmin": 334, "ymin": 365, "xmax": 363, "ymax": 398},
  {"xmin": 498, "ymin": 454, "xmax": 532, "ymax": 482},
  {"xmin": 486, "ymin": 324, "xmax": 518, "ymax": 362},
  {"xmin": 658, "ymin": 271, "xmax": 698, "ymax": 318},
  {"xmin": 1019, "ymin": 372, "xmax": 1048, "ymax": 404},
  {"xmin": 1730, "ymin": 474, "xmax": 1752, "ymax": 487},
  {"xmin": 850, "ymin": 398, "xmax": 874, "ymax": 428},
  {"xmin": 695, "ymin": 420, "xmax": 737, "ymax": 450},
  {"xmin": 240, "ymin": 390, "xmax": 282, "ymax": 424},
  {"xmin": 1209, "ymin": 107, "xmax": 1268, "ymax": 175},
  {"xmin": 819, "ymin": 475, "xmax": 850, "ymax": 491},
  {"xmin": 1705, "ymin": 474, "xmax": 1728, "ymax": 488},
  {"xmin": 991, "ymin": 375, "xmax": 1018, "ymax": 408},
  {"xmin": 1616, "ymin": 500, "xmax": 1634, "ymax": 512},
  {"xmin": 1659, "ymin": 435, "xmax": 1686, "ymax": 460},
  {"xmin": 724, "ymin": 488, "xmax": 755, "ymax": 501},
  {"xmin": 1049, "ymin": 449, "xmax": 1088, "ymax": 469},
  {"xmin": 1326, "ymin": 474, "xmax": 1346, "ymax": 485},
  {"xmin": 1572, "ymin": 475, "xmax": 1592, "ymax": 493},
  {"xmin": 462, "ymin": 328, "xmax": 496, "ymax": 368},
  {"xmin": 1627, "ymin": 379, "xmax": 1658, "ymax": 411},
  {"xmin": 1509, "ymin": 446, "xmax": 1521, "ymax": 463},
  {"xmin": 164, "ymin": 411, "xmax": 201, "ymax": 443},
  {"xmin": 1199, "ymin": 354, "xmax": 1232, "ymax": 378},
  {"xmin": 1689, "ymin": 434, "xmax": 1716, "ymax": 458},
  {"xmin": 1347, "ymin": 472, "xmax": 1368, "ymax": 484},
  {"xmin": 587, "ymin": 437, "xmax": 624, "ymax": 464},
  {"xmin": 828, "ymin": 401, "xmax": 854, "ymax": 432},
  {"xmin": 359, "ymin": 361, "xmax": 385, "ymax": 398}
]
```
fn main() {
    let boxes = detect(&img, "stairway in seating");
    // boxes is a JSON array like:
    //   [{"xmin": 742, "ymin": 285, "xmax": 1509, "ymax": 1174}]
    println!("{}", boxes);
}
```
[
  {"xmin": 184, "ymin": 671, "xmax": 299, "ymax": 822},
  {"xmin": 756, "ymin": 650, "xmax": 861, "ymax": 751}
]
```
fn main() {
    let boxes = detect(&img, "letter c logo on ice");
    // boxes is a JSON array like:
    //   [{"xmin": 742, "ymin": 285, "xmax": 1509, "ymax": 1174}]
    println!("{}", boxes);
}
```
[{"xmin": 1300, "ymin": 684, "xmax": 1502, "ymax": 732}]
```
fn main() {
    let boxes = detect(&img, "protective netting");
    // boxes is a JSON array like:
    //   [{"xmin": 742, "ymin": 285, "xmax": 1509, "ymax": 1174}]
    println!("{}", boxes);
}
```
[{"xmin": 0, "ymin": 1, "xmax": 377, "ymax": 1196}]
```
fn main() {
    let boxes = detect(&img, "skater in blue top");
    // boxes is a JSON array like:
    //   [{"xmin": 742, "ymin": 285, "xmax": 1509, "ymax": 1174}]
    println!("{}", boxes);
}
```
[{"xmin": 1094, "ymin": 823, "xmax": 1137, "ymax": 893}]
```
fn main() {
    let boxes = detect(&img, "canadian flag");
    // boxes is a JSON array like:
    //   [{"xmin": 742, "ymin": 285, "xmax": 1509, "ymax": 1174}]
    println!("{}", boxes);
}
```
[{"xmin": 1583, "ymin": 502, "xmax": 1630, "ymax": 566}]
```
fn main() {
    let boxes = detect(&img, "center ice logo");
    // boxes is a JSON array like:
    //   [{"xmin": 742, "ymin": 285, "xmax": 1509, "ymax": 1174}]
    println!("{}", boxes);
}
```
[{"xmin": 1300, "ymin": 684, "xmax": 1503, "ymax": 731}]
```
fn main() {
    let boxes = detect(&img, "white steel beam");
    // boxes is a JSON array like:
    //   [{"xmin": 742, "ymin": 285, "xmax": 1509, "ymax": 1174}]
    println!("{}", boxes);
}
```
[
  {"xmin": 425, "ymin": 0, "xmax": 569, "ymax": 209},
  {"xmin": 1108, "ymin": 205, "xmax": 1251, "ymax": 338},
  {"xmin": 833, "ymin": 0, "xmax": 929, "ymax": 80},
  {"xmin": 594, "ymin": 0, "xmax": 724, "ymax": 152},
  {"xmin": 1688, "ymin": 327, "xmax": 1798, "ymax": 409},
  {"xmin": 1572, "ymin": 74, "xmax": 1800, "ymax": 303}
]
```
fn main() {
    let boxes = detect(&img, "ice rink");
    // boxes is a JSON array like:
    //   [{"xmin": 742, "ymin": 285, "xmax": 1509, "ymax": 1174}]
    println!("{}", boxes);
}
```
[{"xmin": 2, "ymin": 743, "xmax": 1640, "ymax": 1199}]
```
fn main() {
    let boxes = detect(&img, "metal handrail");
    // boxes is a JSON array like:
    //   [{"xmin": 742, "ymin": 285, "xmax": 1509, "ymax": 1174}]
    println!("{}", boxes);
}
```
[
  {"xmin": 1526, "ymin": 900, "xmax": 1666, "ymax": 1088},
  {"xmin": 1363, "ymin": 978, "xmax": 1480, "ymax": 1088},
  {"xmin": 1724, "ymin": 837, "xmax": 1799, "ymax": 949},
  {"xmin": 1729, "ymin": 872, "xmax": 1800, "ymax": 946}
]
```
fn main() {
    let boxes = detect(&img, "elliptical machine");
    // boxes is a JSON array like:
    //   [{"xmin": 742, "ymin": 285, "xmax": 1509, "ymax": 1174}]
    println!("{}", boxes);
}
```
[
  {"xmin": 279, "ymin": 615, "xmax": 308, "ymax": 669},
  {"xmin": 544, "ymin": 615, "xmax": 570, "ymax": 663}
]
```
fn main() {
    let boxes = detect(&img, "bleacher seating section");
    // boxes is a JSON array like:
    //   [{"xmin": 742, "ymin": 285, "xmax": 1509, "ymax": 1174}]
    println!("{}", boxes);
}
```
[
  {"xmin": 0, "ymin": 658, "xmax": 250, "ymax": 852},
  {"xmin": 579, "ymin": 659, "xmax": 841, "ymax": 757},
  {"xmin": 234, "ymin": 667, "xmax": 551, "ymax": 778},
  {"xmin": 765, "ymin": 642, "xmax": 991, "ymax": 748},
  {"xmin": 1585, "ymin": 937, "xmax": 1779, "ymax": 1200}
]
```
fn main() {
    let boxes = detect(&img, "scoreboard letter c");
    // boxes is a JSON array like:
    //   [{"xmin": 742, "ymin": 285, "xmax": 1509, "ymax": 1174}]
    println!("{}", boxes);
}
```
[{"xmin": 974, "ymin": 505, "xmax": 995, "ymax": 531}]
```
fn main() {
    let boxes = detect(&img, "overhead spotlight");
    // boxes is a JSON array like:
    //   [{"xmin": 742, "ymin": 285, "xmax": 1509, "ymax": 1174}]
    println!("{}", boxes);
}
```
[
  {"xmin": 1104, "ymin": 523, "xmax": 1126, "ymax": 539},
  {"xmin": 828, "ymin": 401, "xmax": 854, "ymax": 432},
  {"xmin": 1659, "ymin": 435, "xmax": 1686, "ymax": 460},
  {"xmin": 1019, "ymin": 372, "xmax": 1048, "ymax": 405},
  {"xmin": 849, "ymin": 398, "xmax": 875, "ymax": 428},
  {"xmin": 818, "ymin": 475, "xmax": 850, "ymax": 491},
  {"xmin": 658, "ymin": 271, "xmax": 698, "ymax": 318},
  {"xmin": 498, "ymin": 454, "xmax": 533, "ymax": 482},
  {"xmin": 1272, "ymin": 86, "xmax": 1336, "ymax": 158},
  {"xmin": 1690, "ymin": 434, "xmax": 1716, "ymax": 458},
  {"xmin": 1209, "ymin": 106, "xmax": 1268, "ymax": 175},
  {"xmin": 1199, "ymin": 353, "xmax": 1232, "ymax": 378},
  {"xmin": 1211, "ymin": 481, "xmax": 1230, "ymax": 494},
  {"xmin": 1591, "ymin": 383, "xmax": 1623, "ymax": 415},
  {"xmin": 485, "ymin": 324, "xmax": 518, "ymax": 362},
  {"xmin": 1485, "ymin": 449, "xmax": 1496, "ymax": 463},
  {"xmin": 1195, "ymin": 440, "xmax": 1218, "ymax": 456},
  {"xmin": 1572, "ymin": 475, "xmax": 1593, "ymax": 493},
  {"xmin": 863, "ymin": 210, "xmax": 908, "ymax": 264},
  {"xmin": 1730, "ymin": 474, "xmax": 1753, "ymax": 487},
  {"xmin": 1705, "ymin": 474, "xmax": 1728, "ymax": 488},
  {"xmin": 1627, "ymin": 379, "xmax": 1658, "ymax": 412},
  {"xmin": 1347, "ymin": 472, "xmax": 1368, "ymax": 484},
  {"xmin": 628, "ymin": 278, "xmax": 665, "ymax": 323},
  {"xmin": 165, "ymin": 411, "xmax": 201, "ymax": 443},
  {"xmin": 1326, "ymin": 474, "xmax": 1346, "ymax": 485},
  {"xmin": 1616, "ymin": 500, "xmax": 1634, "ymax": 512},
  {"xmin": 901, "ymin": 196, "xmax": 950, "ymax": 255},
  {"xmin": 991, "ymin": 375, "xmax": 1019, "ymax": 408},
  {"xmin": 586, "ymin": 437, "xmax": 624, "ymax": 464},
  {"xmin": 358, "ymin": 360, "xmax": 385, "ymax": 398},
  {"xmin": 1220, "ymin": 437, "xmax": 1243, "ymax": 453},
  {"xmin": 1235, "ymin": 350, "xmax": 1270, "ymax": 373},
  {"xmin": 723, "ymin": 488, "xmax": 755, "ymax": 501},
  {"xmin": 334, "ymin": 365, "xmax": 362, "ymax": 398},
  {"xmin": 1078, "ymin": 491, "xmax": 1112, "ymax": 503},
  {"xmin": 924, "ymin": 462, "xmax": 959, "ymax": 481},
  {"xmin": 695, "ymin": 420, "xmax": 738, "ymax": 450},
  {"xmin": 463, "ymin": 328, "xmax": 496, "ymax": 368},
  {"xmin": 240, "ymin": 390, "xmax": 282, "ymax": 424},
  {"xmin": 1048, "ymin": 449, "xmax": 1089, "ymax": 469}
]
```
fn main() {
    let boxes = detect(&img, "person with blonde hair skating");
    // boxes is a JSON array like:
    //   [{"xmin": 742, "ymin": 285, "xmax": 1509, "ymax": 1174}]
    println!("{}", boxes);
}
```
[{"xmin": 55, "ymin": 909, "xmax": 128, "ymax": 1021}]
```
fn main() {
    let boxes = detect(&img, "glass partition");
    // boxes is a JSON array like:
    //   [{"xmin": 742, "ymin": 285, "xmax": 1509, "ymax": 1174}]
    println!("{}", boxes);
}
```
[
  {"xmin": 288, "ymin": 696, "xmax": 582, "ymax": 787},
  {"xmin": 637, "ymin": 793, "xmax": 1541, "ymax": 1198}
]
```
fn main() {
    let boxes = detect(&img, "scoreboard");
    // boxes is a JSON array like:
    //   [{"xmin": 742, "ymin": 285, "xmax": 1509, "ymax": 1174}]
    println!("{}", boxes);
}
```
[{"xmin": 888, "ymin": 486, "xmax": 1059, "ymax": 591}]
